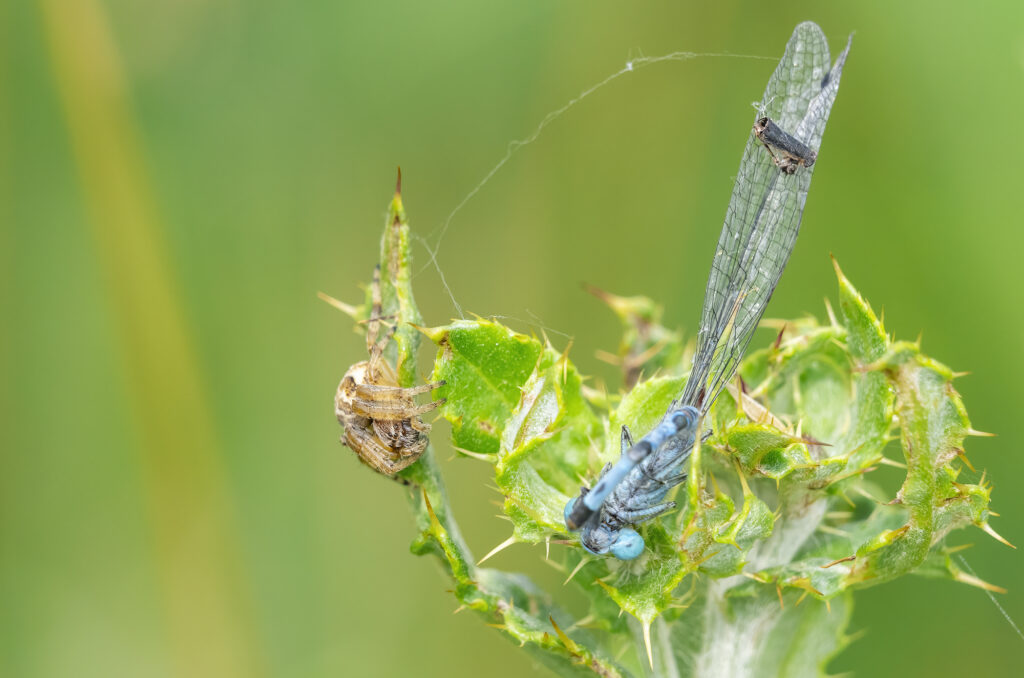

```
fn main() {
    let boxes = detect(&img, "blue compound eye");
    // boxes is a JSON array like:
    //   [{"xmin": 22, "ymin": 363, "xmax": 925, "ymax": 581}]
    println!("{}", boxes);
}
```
[
  {"xmin": 610, "ymin": 528, "xmax": 645, "ymax": 560},
  {"xmin": 564, "ymin": 497, "xmax": 579, "ymax": 526}
]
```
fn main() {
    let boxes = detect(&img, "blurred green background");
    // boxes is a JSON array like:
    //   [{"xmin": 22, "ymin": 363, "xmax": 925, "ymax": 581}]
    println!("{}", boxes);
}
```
[{"xmin": 3, "ymin": 1, "xmax": 1023, "ymax": 676}]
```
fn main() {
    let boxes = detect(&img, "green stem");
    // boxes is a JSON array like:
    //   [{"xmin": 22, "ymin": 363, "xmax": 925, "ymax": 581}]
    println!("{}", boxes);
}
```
[{"xmin": 375, "ymin": 178, "xmax": 627, "ymax": 677}]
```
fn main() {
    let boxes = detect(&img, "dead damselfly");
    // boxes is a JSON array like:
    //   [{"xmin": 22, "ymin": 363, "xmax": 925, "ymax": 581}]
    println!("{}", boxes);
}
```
[{"xmin": 564, "ymin": 23, "xmax": 852, "ymax": 559}]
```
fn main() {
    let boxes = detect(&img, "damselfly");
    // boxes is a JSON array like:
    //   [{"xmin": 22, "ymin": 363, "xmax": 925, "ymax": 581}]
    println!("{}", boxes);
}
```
[{"xmin": 564, "ymin": 23, "xmax": 852, "ymax": 559}]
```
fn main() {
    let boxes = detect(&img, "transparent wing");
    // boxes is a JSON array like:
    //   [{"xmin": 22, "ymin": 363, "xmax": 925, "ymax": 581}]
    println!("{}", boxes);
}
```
[{"xmin": 680, "ymin": 23, "xmax": 852, "ymax": 410}]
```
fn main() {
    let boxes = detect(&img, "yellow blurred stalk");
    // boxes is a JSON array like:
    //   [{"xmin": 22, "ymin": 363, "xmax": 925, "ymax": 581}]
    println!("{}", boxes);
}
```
[{"xmin": 38, "ymin": 1, "xmax": 264, "ymax": 676}]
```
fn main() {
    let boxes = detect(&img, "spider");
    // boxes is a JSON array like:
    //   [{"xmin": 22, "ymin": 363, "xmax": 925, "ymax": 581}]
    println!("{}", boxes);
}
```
[{"xmin": 334, "ymin": 264, "xmax": 446, "ymax": 476}]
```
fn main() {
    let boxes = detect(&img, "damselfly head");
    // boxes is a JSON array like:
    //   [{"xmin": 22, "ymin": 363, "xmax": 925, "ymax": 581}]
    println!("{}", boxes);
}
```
[
  {"xmin": 578, "ymin": 521, "xmax": 645, "ymax": 560},
  {"xmin": 609, "ymin": 529, "xmax": 644, "ymax": 560}
]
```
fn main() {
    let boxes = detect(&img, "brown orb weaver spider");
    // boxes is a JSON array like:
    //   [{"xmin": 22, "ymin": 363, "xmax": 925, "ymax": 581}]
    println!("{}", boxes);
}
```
[{"xmin": 333, "ymin": 264, "xmax": 445, "ymax": 476}]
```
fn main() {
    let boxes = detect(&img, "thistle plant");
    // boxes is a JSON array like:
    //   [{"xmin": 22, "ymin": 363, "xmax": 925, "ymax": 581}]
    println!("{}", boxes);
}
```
[
  {"xmin": 324, "ymin": 27, "xmax": 1010, "ymax": 678},
  {"xmin": 325, "ymin": 181, "xmax": 1008, "ymax": 677}
]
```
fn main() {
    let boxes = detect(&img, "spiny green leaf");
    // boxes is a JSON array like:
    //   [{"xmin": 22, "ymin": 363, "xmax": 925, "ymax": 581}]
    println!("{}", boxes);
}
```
[
  {"xmin": 832, "ymin": 256, "xmax": 887, "ymax": 364},
  {"xmin": 429, "ymin": 320, "xmax": 603, "ymax": 542},
  {"xmin": 594, "ymin": 524, "xmax": 687, "ymax": 626},
  {"xmin": 427, "ymin": 319, "xmax": 544, "ymax": 453}
]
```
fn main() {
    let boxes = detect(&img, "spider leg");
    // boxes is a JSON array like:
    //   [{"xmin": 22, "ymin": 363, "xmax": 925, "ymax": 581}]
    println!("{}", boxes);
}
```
[
  {"xmin": 353, "ymin": 380, "xmax": 445, "ymax": 399},
  {"xmin": 371, "ymin": 419, "xmax": 430, "ymax": 461},
  {"xmin": 405, "ymin": 397, "xmax": 445, "ymax": 417},
  {"xmin": 368, "ymin": 323, "xmax": 398, "ymax": 372},
  {"xmin": 344, "ymin": 425, "xmax": 409, "ymax": 475},
  {"xmin": 349, "ymin": 395, "xmax": 446, "ymax": 421},
  {"xmin": 408, "ymin": 417, "xmax": 432, "ymax": 434},
  {"xmin": 357, "ymin": 313, "xmax": 397, "ymax": 329}
]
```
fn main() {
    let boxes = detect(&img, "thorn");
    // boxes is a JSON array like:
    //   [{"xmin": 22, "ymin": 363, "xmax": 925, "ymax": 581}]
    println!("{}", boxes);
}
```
[
  {"xmin": 643, "ymin": 620, "xmax": 654, "ymax": 669},
  {"xmin": 545, "ymin": 536, "xmax": 550, "ymax": 561},
  {"xmin": 773, "ymin": 324, "xmax": 786, "ymax": 350},
  {"xmin": 453, "ymin": 446, "xmax": 497, "ymax": 463},
  {"xmin": 878, "ymin": 456, "xmax": 907, "ymax": 469},
  {"xmin": 944, "ymin": 543, "xmax": 973, "ymax": 554},
  {"xmin": 952, "ymin": 370, "xmax": 971, "ymax": 378},
  {"xmin": 583, "ymin": 282, "xmax": 614, "ymax": 304},
  {"xmin": 422, "ymin": 489, "xmax": 440, "ymax": 526},
  {"xmin": 452, "ymin": 605, "xmax": 467, "ymax": 615},
  {"xmin": 631, "ymin": 337, "xmax": 670, "ymax": 367},
  {"xmin": 549, "ymin": 616, "xmax": 579, "ymax": 653},
  {"xmin": 560, "ymin": 340, "xmax": 574, "ymax": 381},
  {"xmin": 825, "ymin": 599, "xmax": 832, "ymax": 614},
  {"xmin": 818, "ymin": 524, "xmax": 851, "ymax": 537},
  {"xmin": 541, "ymin": 559, "xmax": 569, "ymax": 579},
  {"xmin": 564, "ymin": 557, "xmax": 589, "ymax": 585},
  {"xmin": 794, "ymin": 590, "xmax": 809, "ymax": 607},
  {"xmin": 821, "ymin": 555, "xmax": 856, "ymax": 569},
  {"xmin": 843, "ymin": 629, "xmax": 869, "ymax": 649},
  {"xmin": 395, "ymin": 166, "xmax": 402, "ymax": 195},
  {"xmin": 980, "ymin": 522, "xmax": 1015, "ymax": 549},
  {"xmin": 989, "ymin": 511, "xmax": 1001, "ymax": 518},
  {"xmin": 776, "ymin": 583, "xmax": 785, "ymax": 609},
  {"xmin": 733, "ymin": 458, "xmax": 752, "ymax": 496},
  {"xmin": 823, "ymin": 297, "xmax": 838, "ymax": 327},
  {"xmin": 758, "ymin": 317, "xmax": 788, "ymax": 330},
  {"xmin": 956, "ymin": 450, "xmax": 976, "ymax": 472},
  {"xmin": 539, "ymin": 327, "xmax": 552, "ymax": 350},
  {"xmin": 954, "ymin": 570, "xmax": 1007, "ymax": 594},
  {"xmin": 317, "ymin": 291, "xmax": 360, "ymax": 318},
  {"xmin": 478, "ymin": 536, "xmax": 517, "ymax": 565},
  {"xmin": 709, "ymin": 469, "xmax": 722, "ymax": 496},
  {"xmin": 830, "ymin": 253, "xmax": 843, "ymax": 277},
  {"xmin": 566, "ymin": 614, "xmax": 595, "ymax": 632},
  {"xmin": 852, "ymin": 485, "xmax": 886, "ymax": 505},
  {"xmin": 967, "ymin": 428, "xmax": 996, "ymax": 438}
]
